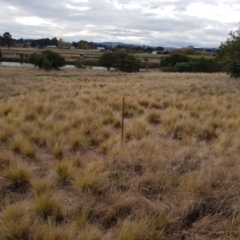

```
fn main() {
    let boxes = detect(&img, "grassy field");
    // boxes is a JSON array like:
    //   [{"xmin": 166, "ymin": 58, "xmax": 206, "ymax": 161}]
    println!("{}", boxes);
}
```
[
  {"xmin": 1, "ymin": 47, "xmax": 215, "ymax": 62},
  {"xmin": 1, "ymin": 47, "xmax": 101, "ymax": 55},
  {"xmin": 0, "ymin": 67, "xmax": 240, "ymax": 239}
]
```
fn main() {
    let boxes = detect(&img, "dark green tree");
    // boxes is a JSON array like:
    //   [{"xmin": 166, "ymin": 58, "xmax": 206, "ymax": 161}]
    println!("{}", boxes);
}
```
[
  {"xmin": 0, "ymin": 48, "xmax": 2, "ymax": 58},
  {"xmin": 112, "ymin": 52, "xmax": 141, "ymax": 72},
  {"xmin": 42, "ymin": 58, "xmax": 53, "ymax": 70},
  {"xmin": 193, "ymin": 57, "xmax": 220, "ymax": 73},
  {"xmin": 155, "ymin": 46, "xmax": 164, "ymax": 51},
  {"xmin": 51, "ymin": 37, "xmax": 58, "ymax": 46},
  {"xmin": 217, "ymin": 27, "xmax": 240, "ymax": 78},
  {"xmin": 173, "ymin": 58, "xmax": 221, "ymax": 73},
  {"xmin": 160, "ymin": 53, "xmax": 190, "ymax": 68},
  {"xmin": 174, "ymin": 62, "xmax": 196, "ymax": 72},
  {"xmin": 0, "ymin": 35, "xmax": 3, "ymax": 46},
  {"xmin": 31, "ymin": 41, "xmax": 37, "ymax": 48},
  {"xmin": 72, "ymin": 41, "xmax": 78, "ymax": 49},
  {"xmin": 133, "ymin": 46, "xmax": 143, "ymax": 51},
  {"xmin": 29, "ymin": 50, "xmax": 65, "ymax": 70},
  {"xmin": 98, "ymin": 52, "xmax": 114, "ymax": 71},
  {"xmin": 99, "ymin": 52, "xmax": 140, "ymax": 72},
  {"xmin": 3, "ymin": 32, "xmax": 12, "ymax": 49}
]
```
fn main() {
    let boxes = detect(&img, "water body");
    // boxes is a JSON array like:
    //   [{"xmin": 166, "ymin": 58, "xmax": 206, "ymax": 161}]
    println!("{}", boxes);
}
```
[
  {"xmin": 0, "ymin": 61, "xmax": 106, "ymax": 70},
  {"xmin": 0, "ymin": 62, "xmax": 34, "ymax": 67}
]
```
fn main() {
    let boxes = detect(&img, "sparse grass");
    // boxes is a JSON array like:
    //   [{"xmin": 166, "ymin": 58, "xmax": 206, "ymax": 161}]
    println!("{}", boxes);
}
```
[
  {"xmin": 115, "ymin": 218, "xmax": 159, "ymax": 240},
  {"xmin": 78, "ymin": 224, "xmax": 102, "ymax": 240},
  {"xmin": 0, "ymin": 124, "xmax": 16, "ymax": 142},
  {"xmin": 146, "ymin": 111, "xmax": 161, "ymax": 124},
  {"xmin": 102, "ymin": 111, "xmax": 121, "ymax": 128},
  {"xmin": 125, "ymin": 120, "xmax": 149, "ymax": 140},
  {"xmin": 139, "ymin": 99, "xmax": 150, "ymax": 108},
  {"xmin": 1, "ymin": 67, "xmax": 240, "ymax": 239},
  {"xmin": 31, "ymin": 224, "xmax": 76, "ymax": 240},
  {"xmin": 0, "ymin": 152, "xmax": 12, "ymax": 171},
  {"xmin": 75, "ymin": 207, "xmax": 90, "ymax": 228},
  {"xmin": 138, "ymin": 171, "xmax": 174, "ymax": 195}
]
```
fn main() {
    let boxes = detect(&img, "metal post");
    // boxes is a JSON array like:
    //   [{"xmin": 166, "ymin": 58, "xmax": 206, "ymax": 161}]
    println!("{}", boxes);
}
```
[{"xmin": 122, "ymin": 97, "xmax": 125, "ymax": 143}]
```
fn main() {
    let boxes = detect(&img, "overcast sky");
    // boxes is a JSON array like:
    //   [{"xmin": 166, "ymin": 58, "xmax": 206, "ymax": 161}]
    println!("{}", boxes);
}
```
[{"xmin": 0, "ymin": 0, "xmax": 239, "ymax": 47}]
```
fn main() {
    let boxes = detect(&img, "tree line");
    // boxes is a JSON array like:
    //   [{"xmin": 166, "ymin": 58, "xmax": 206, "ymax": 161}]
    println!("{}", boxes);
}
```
[
  {"xmin": 1, "ymin": 26, "xmax": 240, "ymax": 77},
  {"xmin": 0, "ymin": 32, "xmax": 164, "ymax": 52},
  {"xmin": 29, "ymin": 50, "xmax": 141, "ymax": 72},
  {"xmin": 160, "ymin": 53, "xmax": 221, "ymax": 73}
]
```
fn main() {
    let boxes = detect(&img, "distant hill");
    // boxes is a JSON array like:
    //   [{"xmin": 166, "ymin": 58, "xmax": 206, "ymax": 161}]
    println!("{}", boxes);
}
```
[{"xmin": 95, "ymin": 42, "xmax": 142, "ymax": 47}]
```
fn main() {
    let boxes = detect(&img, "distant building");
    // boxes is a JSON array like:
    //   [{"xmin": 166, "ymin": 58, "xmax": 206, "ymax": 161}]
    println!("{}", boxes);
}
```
[
  {"xmin": 164, "ymin": 47, "xmax": 180, "ymax": 52},
  {"xmin": 46, "ymin": 45, "xmax": 58, "ymax": 48},
  {"xmin": 152, "ymin": 51, "xmax": 169, "ymax": 55},
  {"xmin": 97, "ymin": 47, "xmax": 105, "ymax": 52},
  {"xmin": 191, "ymin": 47, "xmax": 219, "ymax": 52}
]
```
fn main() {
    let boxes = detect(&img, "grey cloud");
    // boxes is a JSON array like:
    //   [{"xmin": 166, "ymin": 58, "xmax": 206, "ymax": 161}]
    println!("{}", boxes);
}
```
[{"xmin": 0, "ymin": 0, "xmax": 239, "ymax": 47}]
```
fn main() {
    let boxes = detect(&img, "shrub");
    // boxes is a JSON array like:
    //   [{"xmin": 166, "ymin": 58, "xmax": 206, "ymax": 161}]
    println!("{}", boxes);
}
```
[
  {"xmin": 42, "ymin": 57, "xmax": 52, "ymax": 70},
  {"xmin": 19, "ymin": 52, "xmax": 24, "ymax": 59},
  {"xmin": 99, "ymin": 52, "xmax": 141, "ymax": 72},
  {"xmin": 174, "ymin": 62, "xmax": 196, "ymax": 72},
  {"xmin": 83, "ymin": 58, "xmax": 98, "ymax": 66},
  {"xmin": 217, "ymin": 27, "xmax": 240, "ymax": 78},
  {"xmin": 160, "ymin": 53, "xmax": 190, "ymax": 68},
  {"xmin": 193, "ymin": 57, "xmax": 220, "ymax": 73},
  {"xmin": 140, "ymin": 61, "xmax": 159, "ymax": 69},
  {"xmin": 161, "ymin": 67, "xmax": 176, "ymax": 72},
  {"xmin": 181, "ymin": 47, "xmax": 194, "ymax": 55},
  {"xmin": 74, "ymin": 59, "xmax": 85, "ymax": 69},
  {"xmin": 29, "ymin": 50, "xmax": 65, "ymax": 69},
  {"xmin": 172, "ymin": 58, "xmax": 221, "ymax": 73},
  {"xmin": 98, "ymin": 52, "xmax": 114, "ymax": 70},
  {"xmin": 113, "ymin": 52, "xmax": 141, "ymax": 72}
]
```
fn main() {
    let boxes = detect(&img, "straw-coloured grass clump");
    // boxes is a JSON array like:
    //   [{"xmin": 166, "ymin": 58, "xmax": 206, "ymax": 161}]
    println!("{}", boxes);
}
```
[
  {"xmin": 0, "ymin": 203, "xmax": 31, "ymax": 240},
  {"xmin": 34, "ymin": 193, "xmax": 63, "ymax": 221},
  {"xmin": 73, "ymin": 161, "xmax": 108, "ymax": 193},
  {"xmin": 3, "ymin": 162, "xmax": 31, "ymax": 188},
  {"xmin": 1, "ymin": 67, "xmax": 240, "ymax": 239}
]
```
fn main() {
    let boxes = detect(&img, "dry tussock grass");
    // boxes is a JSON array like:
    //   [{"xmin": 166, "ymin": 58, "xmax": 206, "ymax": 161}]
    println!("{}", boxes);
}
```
[{"xmin": 1, "ymin": 67, "xmax": 240, "ymax": 239}]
